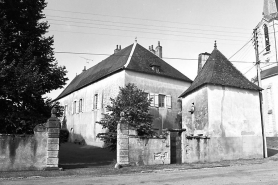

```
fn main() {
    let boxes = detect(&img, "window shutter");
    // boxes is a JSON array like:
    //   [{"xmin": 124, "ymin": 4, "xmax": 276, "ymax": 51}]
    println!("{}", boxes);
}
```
[
  {"xmin": 76, "ymin": 100, "xmax": 79, "ymax": 114},
  {"xmin": 82, "ymin": 98, "xmax": 85, "ymax": 112},
  {"xmin": 98, "ymin": 93, "xmax": 102, "ymax": 110},
  {"xmin": 150, "ymin": 93, "xmax": 155, "ymax": 107},
  {"xmin": 166, "ymin": 95, "xmax": 172, "ymax": 109},
  {"xmin": 91, "ymin": 95, "xmax": 94, "ymax": 110},
  {"xmin": 71, "ymin": 102, "xmax": 74, "ymax": 114},
  {"xmin": 154, "ymin": 94, "xmax": 159, "ymax": 107}
]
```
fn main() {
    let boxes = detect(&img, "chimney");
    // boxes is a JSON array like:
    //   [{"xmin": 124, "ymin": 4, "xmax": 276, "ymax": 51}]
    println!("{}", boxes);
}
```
[
  {"xmin": 149, "ymin": 45, "xmax": 155, "ymax": 54},
  {"xmin": 82, "ymin": 66, "xmax": 86, "ymax": 72},
  {"xmin": 155, "ymin": 41, "xmax": 162, "ymax": 58},
  {"xmin": 198, "ymin": 52, "xmax": 210, "ymax": 74},
  {"xmin": 114, "ymin": 45, "xmax": 121, "ymax": 54}
]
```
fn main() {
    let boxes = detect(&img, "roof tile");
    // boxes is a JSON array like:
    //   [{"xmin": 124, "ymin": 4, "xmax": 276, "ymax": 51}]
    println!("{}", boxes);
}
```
[
  {"xmin": 55, "ymin": 43, "xmax": 192, "ymax": 100},
  {"xmin": 179, "ymin": 48, "xmax": 262, "ymax": 97}
]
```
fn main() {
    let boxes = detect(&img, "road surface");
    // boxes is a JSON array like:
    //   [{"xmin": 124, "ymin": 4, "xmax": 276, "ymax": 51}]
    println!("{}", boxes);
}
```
[{"xmin": 1, "ymin": 160, "xmax": 278, "ymax": 185}]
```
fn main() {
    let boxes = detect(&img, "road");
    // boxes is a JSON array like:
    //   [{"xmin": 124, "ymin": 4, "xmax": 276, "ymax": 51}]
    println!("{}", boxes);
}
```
[{"xmin": 1, "ymin": 161, "xmax": 278, "ymax": 185}]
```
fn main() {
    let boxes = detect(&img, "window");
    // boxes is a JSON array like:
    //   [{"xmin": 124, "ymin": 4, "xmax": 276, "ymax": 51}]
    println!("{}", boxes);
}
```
[
  {"xmin": 93, "ymin": 94, "xmax": 98, "ymax": 110},
  {"xmin": 64, "ymin": 105, "xmax": 68, "ymax": 116},
  {"xmin": 158, "ymin": 94, "xmax": 165, "ymax": 107},
  {"xmin": 73, "ymin": 101, "xmax": 77, "ymax": 114},
  {"xmin": 264, "ymin": 24, "xmax": 270, "ymax": 52},
  {"xmin": 149, "ymin": 93, "xmax": 171, "ymax": 109},
  {"xmin": 79, "ymin": 99, "xmax": 83, "ymax": 113},
  {"xmin": 151, "ymin": 66, "xmax": 160, "ymax": 73}
]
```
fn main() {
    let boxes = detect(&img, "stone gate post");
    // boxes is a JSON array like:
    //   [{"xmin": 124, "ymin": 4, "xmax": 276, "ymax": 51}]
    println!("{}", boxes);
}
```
[
  {"xmin": 45, "ymin": 108, "xmax": 60, "ymax": 170},
  {"xmin": 116, "ymin": 112, "xmax": 129, "ymax": 166}
]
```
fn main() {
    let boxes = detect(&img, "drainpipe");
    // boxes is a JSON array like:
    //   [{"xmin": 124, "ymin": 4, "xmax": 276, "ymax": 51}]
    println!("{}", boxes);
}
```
[{"xmin": 272, "ymin": 21, "xmax": 278, "ymax": 64}]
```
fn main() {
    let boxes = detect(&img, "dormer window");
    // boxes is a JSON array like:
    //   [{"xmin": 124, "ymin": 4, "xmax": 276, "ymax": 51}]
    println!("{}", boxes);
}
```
[{"xmin": 150, "ymin": 63, "xmax": 160, "ymax": 73}]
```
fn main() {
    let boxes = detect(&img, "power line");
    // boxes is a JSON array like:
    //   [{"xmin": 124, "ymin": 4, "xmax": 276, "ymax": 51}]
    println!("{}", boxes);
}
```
[
  {"xmin": 54, "ymin": 51, "xmax": 265, "ymax": 63},
  {"xmin": 48, "ymin": 29, "xmax": 244, "ymax": 45},
  {"xmin": 45, "ymin": 15, "xmax": 250, "ymax": 35},
  {"xmin": 229, "ymin": 38, "xmax": 253, "ymax": 59},
  {"xmin": 50, "ymin": 23, "xmax": 247, "ymax": 42},
  {"xmin": 244, "ymin": 65, "xmax": 256, "ymax": 75},
  {"xmin": 47, "ymin": 18, "xmax": 248, "ymax": 39},
  {"xmin": 45, "ymin": 9, "xmax": 250, "ymax": 31}
]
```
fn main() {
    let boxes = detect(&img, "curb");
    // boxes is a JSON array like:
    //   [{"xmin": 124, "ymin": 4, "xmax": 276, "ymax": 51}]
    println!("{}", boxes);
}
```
[{"xmin": 140, "ymin": 165, "xmax": 230, "ymax": 174}]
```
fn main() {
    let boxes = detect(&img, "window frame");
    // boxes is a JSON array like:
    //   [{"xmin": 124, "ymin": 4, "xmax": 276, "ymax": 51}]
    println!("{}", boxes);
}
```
[
  {"xmin": 93, "ymin": 94, "xmax": 98, "ymax": 110},
  {"xmin": 158, "ymin": 94, "xmax": 166, "ymax": 108},
  {"xmin": 79, "ymin": 99, "xmax": 83, "ymax": 113}
]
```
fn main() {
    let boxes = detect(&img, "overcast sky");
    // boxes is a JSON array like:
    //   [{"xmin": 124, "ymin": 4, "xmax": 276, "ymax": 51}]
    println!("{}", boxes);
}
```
[{"xmin": 43, "ymin": 0, "xmax": 263, "ymax": 99}]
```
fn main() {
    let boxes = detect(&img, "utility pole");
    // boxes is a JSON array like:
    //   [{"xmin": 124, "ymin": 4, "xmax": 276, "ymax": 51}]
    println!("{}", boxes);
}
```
[{"xmin": 253, "ymin": 28, "xmax": 268, "ymax": 158}]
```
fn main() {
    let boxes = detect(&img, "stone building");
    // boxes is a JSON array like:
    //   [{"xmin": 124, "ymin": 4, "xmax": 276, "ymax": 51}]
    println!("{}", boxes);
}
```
[
  {"xmin": 179, "ymin": 44, "xmax": 264, "ymax": 162},
  {"xmin": 255, "ymin": 0, "xmax": 278, "ymax": 136},
  {"xmin": 55, "ymin": 41, "xmax": 192, "ymax": 147}
]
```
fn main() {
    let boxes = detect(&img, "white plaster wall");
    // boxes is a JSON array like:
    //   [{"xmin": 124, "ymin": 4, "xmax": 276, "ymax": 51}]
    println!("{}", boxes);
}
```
[
  {"xmin": 58, "ymin": 70, "xmax": 126, "ymax": 147},
  {"xmin": 181, "ymin": 86, "xmax": 208, "ymax": 135},
  {"xmin": 125, "ymin": 70, "xmax": 191, "ymax": 133},
  {"xmin": 207, "ymin": 85, "xmax": 262, "ymax": 137},
  {"xmin": 261, "ymin": 75, "xmax": 278, "ymax": 136}
]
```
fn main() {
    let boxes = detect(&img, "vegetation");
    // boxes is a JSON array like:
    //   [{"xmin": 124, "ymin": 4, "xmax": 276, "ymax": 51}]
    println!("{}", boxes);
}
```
[
  {"xmin": 97, "ymin": 83, "xmax": 156, "ymax": 151},
  {"xmin": 0, "ymin": 0, "xmax": 67, "ymax": 134}
]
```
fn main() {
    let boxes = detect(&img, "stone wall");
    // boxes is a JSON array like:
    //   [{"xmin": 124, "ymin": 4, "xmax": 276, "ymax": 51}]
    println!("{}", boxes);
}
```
[
  {"xmin": 0, "ymin": 110, "xmax": 60, "ymax": 171},
  {"xmin": 181, "ymin": 86, "xmax": 264, "ymax": 163},
  {"xmin": 0, "ymin": 132, "xmax": 47, "ymax": 171},
  {"xmin": 181, "ymin": 134, "xmax": 263, "ymax": 163},
  {"xmin": 117, "ymin": 114, "xmax": 170, "ymax": 166}
]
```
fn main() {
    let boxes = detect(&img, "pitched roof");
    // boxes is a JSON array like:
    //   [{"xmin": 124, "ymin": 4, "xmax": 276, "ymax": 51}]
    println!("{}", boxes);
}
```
[
  {"xmin": 261, "ymin": 65, "xmax": 278, "ymax": 79},
  {"xmin": 179, "ymin": 47, "xmax": 262, "ymax": 98},
  {"xmin": 55, "ymin": 43, "xmax": 192, "ymax": 100}
]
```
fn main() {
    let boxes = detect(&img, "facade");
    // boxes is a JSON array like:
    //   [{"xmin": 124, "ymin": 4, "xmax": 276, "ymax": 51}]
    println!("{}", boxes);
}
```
[
  {"xmin": 179, "ymin": 44, "xmax": 264, "ymax": 162},
  {"xmin": 255, "ymin": 0, "xmax": 278, "ymax": 136},
  {"xmin": 55, "ymin": 42, "xmax": 192, "ymax": 147}
]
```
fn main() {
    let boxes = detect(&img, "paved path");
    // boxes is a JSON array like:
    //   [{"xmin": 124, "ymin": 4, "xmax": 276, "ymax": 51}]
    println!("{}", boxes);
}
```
[{"xmin": 1, "ymin": 160, "xmax": 278, "ymax": 185}]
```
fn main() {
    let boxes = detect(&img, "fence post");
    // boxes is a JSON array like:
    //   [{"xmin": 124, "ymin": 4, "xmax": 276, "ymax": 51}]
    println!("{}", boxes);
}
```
[
  {"xmin": 45, "ymin": 108, "xmax": 60, "ymax": 170},
  {"xmin": 116, "ymin": 112, "xmax": 129, "ymax": 167}
]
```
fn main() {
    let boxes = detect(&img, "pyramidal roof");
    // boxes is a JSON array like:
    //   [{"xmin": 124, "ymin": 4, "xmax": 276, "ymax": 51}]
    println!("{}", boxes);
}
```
[
  {"xmin": 179, "ymin": 45, "xmax": 262, "ymax": 98},
  {"xmin": 55, "ymin": 42, "xmax": 192, "ymax": 100}
]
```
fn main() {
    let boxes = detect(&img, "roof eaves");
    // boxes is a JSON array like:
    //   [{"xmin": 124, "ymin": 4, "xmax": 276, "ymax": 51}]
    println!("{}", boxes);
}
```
[
  {"xmin": 261, "ymin": 72, "xmax": 278, "ymax": 80},
  {"xmin": 54, "ymin": 67, "xmax": 125, "ymax": 101}
]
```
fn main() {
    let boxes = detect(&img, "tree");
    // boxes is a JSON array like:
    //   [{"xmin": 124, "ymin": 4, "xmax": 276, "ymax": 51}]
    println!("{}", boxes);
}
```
[
  {"xmin": 0, "ymin": 0, "xmax": 67, "ymax": 133},
  {"xmin": 97, "ymin": 83, "xmax": 156, "ymax": 151}
]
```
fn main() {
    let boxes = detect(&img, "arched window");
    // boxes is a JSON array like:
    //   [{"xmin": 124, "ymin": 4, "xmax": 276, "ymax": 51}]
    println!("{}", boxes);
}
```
[{"xmin": 264, "ymin": 24, "xmax": 270, "ymax": 52}]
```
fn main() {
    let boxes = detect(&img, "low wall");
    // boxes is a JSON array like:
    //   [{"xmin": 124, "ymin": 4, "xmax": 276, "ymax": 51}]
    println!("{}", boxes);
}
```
[
  {"xmin": 128, "ymin": 136, "xmax": 170, "ymax": 166},
  {"xmin": 117, "ymin": 115, "xmax": 170, "ymax": 166},
  {"xmin": 0, "ymin": 132, "xmax": 47, "ymax": 171},
  {"xmin": 181, "ymin": 133, "xmax": 264, "ymax": 163},
  {"xmin": 0, "ymin": 109, "xmax": 60, "ymax": 171}
]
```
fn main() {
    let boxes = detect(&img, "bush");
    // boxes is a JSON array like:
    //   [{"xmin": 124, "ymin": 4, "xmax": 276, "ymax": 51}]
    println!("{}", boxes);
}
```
[{"xmin": 97, "ymin": 83, "xmax": 156, "ymax": 151}]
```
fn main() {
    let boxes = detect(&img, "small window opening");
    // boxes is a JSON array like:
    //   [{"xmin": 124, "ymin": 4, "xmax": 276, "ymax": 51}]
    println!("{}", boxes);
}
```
[{"xmin": 264, "ymin": 24, "xmax": 270, "ymax": 52}]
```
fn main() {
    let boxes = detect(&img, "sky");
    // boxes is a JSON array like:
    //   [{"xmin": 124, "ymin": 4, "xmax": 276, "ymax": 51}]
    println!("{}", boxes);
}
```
[{"xmin": 43, "ymin": 0, "xmax": 264, "ymax": 99}]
